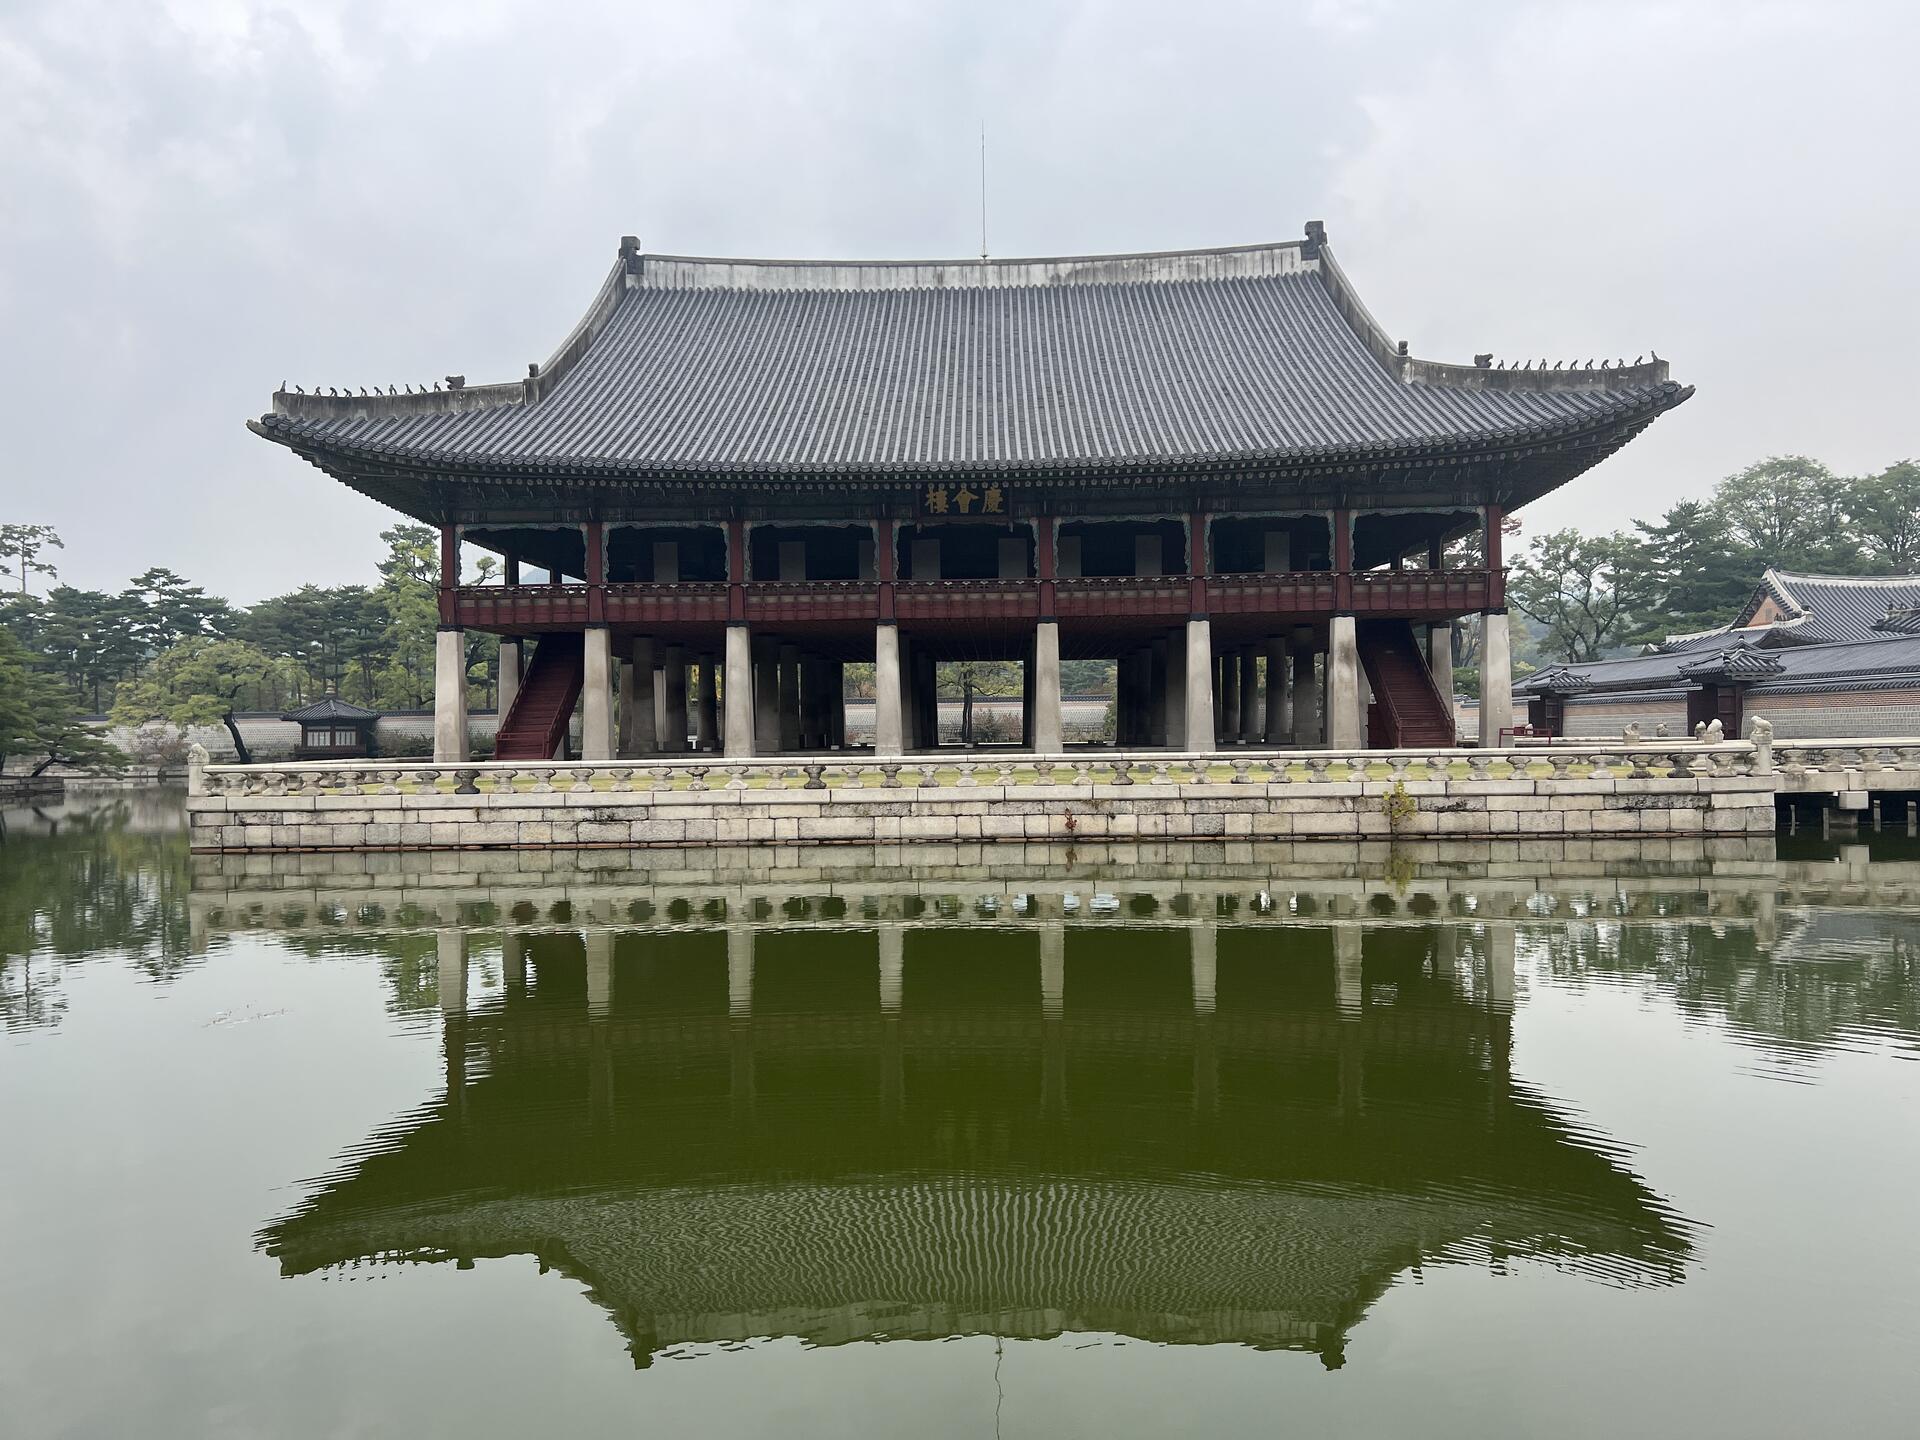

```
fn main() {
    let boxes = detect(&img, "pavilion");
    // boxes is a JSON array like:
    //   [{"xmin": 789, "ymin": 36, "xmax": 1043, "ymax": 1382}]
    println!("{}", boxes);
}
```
[
  {"xmin": 251, "ymin": 224, "xmax": 1689, "ymax": 761},
  {"xmin": 260, "ymin": 920, "xmax": 1689, "ymax": 1365}
]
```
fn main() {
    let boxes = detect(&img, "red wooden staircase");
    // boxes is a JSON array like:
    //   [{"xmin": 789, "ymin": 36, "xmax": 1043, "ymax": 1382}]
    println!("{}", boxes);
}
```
[
  {"xmin": 493, "ymin": 632, "xmax": 584, "ymax": 761},
  {"xmin": 1359, "ymin": 620, "xmax": 1458, "ymax": 749}
]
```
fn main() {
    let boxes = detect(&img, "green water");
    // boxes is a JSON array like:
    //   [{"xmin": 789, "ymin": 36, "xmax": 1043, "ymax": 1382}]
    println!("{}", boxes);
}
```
[{"xmin": 4, "ymin": 792, "xmax": 1919, "ymax": 1437}]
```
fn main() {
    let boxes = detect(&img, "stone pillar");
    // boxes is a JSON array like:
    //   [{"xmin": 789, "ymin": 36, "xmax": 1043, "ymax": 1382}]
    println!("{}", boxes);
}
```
[
  {"xmin": 727, "ymin": 927, "xmax": 754, "ymax": 1018},
  {"xmin": 778, "ymin": 645, "xmax": 801, "ymax": 752},
  {"xmin": 433, "ymin": 627, "xmax": 469, "ymax": 763},
  {"xmin": 437, "ymin": 928, "xmax": 467, "ymax": 1013},
  {"xmin": 1291, "ymin": 629, "xmax": 1316, "ymax": 747},
  {"xmin": 663, "ymin": 645, "xmax": 689, "ymax": 753},
  {"xmin": 1220, "ymin": 648, "xmax": 1240, "ymax": 744},
  {"xmin": 800, "ymin": 655, "xmax": 828, "ymax": 749},
  {"xmin": 1486, "ymin": 922, "xmax": 1516, "ymax": 1010},
  {"xmin": 874, "ymin": 624, "xmax": 904, "ymax": 756},
  {"xmin": 752, "ymin": 638, "xmax": 780, "ymax": 753},
  {"xmin": 1429, "ymin": 622, "xmax": 1454, "ymax": 709},
  {"xmin": 724, "ymin": 625, "xmax": 754, "ymax": 757},
  {"xmin": 1184, "ymin": 618, "xmax": 1215, "ymax": 751},
  {"xmin": 629, "ymin": 638, "xmax": 658, "ymax": 755},
  {"xmin": 1478, "ymin": 610, "xmax": 1513, "ymax": 747},
  {"xmin": 1149, "ymin": 637, "xmax": 1170, "ymax": 746},
  {"xmin": 1190, "ymin": 922, "xmax": 1217, "ymax": 1015},
  {"xmin": 1327, "ymin": 615, "xmax": 1364, "ymax": 749},
  {"xmin": 828, "ymin": 661, "xmax": 846, "ymax": 748},
  {"xmin": 498, "ymin": 639, "xmax": 523, "ymax": 723},
  {"xmin": 585, "ymin": 929, "xmax": 613, "ymax": 1020},
  {"xmin": 918, "ymin": 652, "xmax": 938, "ymax": 747},
  {"xmin": 1040, "ymin": 922, "xmax": 1065, "ymax": 1017},
  {"xmin": 579, "ymin": 626, "xmax": 615, "ymax": 761},
  {"xmin": 1335, "ymin": 925, "xmax": 1363, "ymax": 1019},
  {"xmin": 1238, "ymin": 648, "xmax": 1260, "ymax": 744},
  {"xmin": 1264, "ymin": 637, "xmax": 1289, "ymax": 745},
  {"xmin": 1033, "ymin": 621, "xmax": 1063, "ymax": 753},
  {"xmin": 877, "ymin": 925, "xmax": 905, "ymax": 1014},
  {"xmin": 696, "ymin": 656, "xmax": 719, "ymax": 751},
  {"xmin": 1166, "ymin": 627, "xmax": 1188, "ymax": 749},
  {"xmin": 616, "ymin": 656, "xmax": 635, "ymax": 757}
]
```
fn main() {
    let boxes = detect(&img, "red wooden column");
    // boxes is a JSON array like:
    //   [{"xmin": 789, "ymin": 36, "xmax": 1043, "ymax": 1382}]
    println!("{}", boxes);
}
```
[
  {"xmin": 876, "ymin": 516, "xmax": 896, "ymax": 621},
  {"xmin": 438, "ymin": 524, "xmax": 458, "ymax": 624},
  {"xmin": 1332, "ymin": 507, "xmax": 1353, "ymax": 612},
  {"xmin": 585, "ymin": 520, "xmax": 606, "ymax": 624},
  {"xmin": 727, "ymin": 517, "xmax": 747, "ymax": 622},
  {"xmin": 1036, "ymin": 514, "xmax": 1056, "ymax": 617},
  {"xmin": 1187, "ymin": 511, "xmax": 1209, "ymax": 614},
  {"xmin": 1484, "ymin": 503, "xmax": 1505, "ymax": 608}
]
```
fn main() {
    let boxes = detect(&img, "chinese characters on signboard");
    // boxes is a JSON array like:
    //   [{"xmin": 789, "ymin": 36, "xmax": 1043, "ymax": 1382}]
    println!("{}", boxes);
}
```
[{"xmin": 919, "ymin": 483, "xmax": 1007, "ymax": 517}]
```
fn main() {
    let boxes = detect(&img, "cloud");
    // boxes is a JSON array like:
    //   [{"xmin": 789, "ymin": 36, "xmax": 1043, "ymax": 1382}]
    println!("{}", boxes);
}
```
[{"xmin": 1, "ymin": 0, "xmax": 1915, "ymax": 598}]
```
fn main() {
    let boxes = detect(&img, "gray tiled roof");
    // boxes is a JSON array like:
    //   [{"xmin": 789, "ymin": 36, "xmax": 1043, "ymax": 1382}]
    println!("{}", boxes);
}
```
[
  {"xmin": 1734, "ymin": 570, "xmax": 1920, "ymax": 645},
  {"xmin": 283, "ymin": 695, "xmax": 382, "ymax": 724},
  {"xmin": 1522, "ymin": 632, "xmax": 1920, "ymax": 695},
  {"xmin": 255, "ymin": 239, "xmax": 1687, "ymax": 478}
]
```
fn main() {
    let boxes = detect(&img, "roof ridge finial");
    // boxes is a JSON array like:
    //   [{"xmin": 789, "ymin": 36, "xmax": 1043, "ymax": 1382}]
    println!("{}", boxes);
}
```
[{"xmin": 1302, "ymin": 220, "xmax": 1327, "ymax": 260}]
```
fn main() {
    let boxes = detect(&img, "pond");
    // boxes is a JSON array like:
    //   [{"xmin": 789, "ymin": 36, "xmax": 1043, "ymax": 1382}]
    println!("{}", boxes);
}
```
[{"xmin": 4, "ymin": 791, "xmax": 1919, "ymax": 1437}]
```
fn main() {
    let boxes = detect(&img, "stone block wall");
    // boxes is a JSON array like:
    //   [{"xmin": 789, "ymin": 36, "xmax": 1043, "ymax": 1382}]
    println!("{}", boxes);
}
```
[{"xmin": 186, "ymin": 771, "xmax": 1780, "ymax": 853}]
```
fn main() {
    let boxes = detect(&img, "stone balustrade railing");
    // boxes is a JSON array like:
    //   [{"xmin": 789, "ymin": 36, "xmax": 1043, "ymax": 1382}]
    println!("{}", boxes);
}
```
[{"xmin": 192, "ymin": 741, "xmax": 1789, "ymax": 799}]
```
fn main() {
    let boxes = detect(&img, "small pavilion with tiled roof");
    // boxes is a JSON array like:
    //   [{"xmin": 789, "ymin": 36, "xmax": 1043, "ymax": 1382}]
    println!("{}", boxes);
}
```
[
  {"xmin": 251, "ymin": 223, "xmax": 1689, "ymax": 762},
  {"xmin": 281, "ymin": 694, "xmax": 382, "ymax": 759}
]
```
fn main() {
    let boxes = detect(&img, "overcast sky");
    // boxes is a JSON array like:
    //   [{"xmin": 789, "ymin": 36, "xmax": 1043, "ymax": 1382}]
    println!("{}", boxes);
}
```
[{"xmin": 4, "ymin": 0, "xmax": 1916, "ymax": 603}]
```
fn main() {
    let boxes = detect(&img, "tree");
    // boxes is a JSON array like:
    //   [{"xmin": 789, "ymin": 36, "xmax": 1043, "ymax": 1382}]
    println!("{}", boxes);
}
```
[
  {"xmin": 1709, "ymin": 456, "xmax": 1860, "ymax": 572},
  {"xmin": 1848, "ymin": 460, "xmax": 1920, "ymax": 572},
  {"xmin": 112, "ymin": 638, "xmax": 285, "ymax": 765},
  {"xmin": 1615, "ymin": 500, "xmax": 1755, "ymax": 644},
  {"xmin": 0, "ymin": 628, "xmax": 125, "ymax": 777},
  {"xmin": 0, "ymin": 524, "xmax": 64, "ymax": 595},
  {"xmin": 122, "ymin": 567, "xmax": 235, "ymax": 653},
  {"xmin": 1507, "ymin": 529, "xmax": 1644, "ymax": 663},
  {"xmin": 937, "ymin": 660, "xmax": 1022, "ymax": 743},
  {"xmin": 375, "ymin": 525, "xmax": 440, "ymax": 709}
]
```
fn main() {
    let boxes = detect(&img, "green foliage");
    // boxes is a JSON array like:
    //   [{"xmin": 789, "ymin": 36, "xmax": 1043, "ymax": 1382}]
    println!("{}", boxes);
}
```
[
  {"xmin": 112, "ymin": 638, "xmax": 286, "ymax": 764},
  {"xmin": 1508, "ymin": 529, "xmax": 1644, "ymax": 663},
  {"xmin": 0, "ymin": 523, "xmax": 64, "ymax": 595},
  {"xmin": 1380, "ymin": 779, "xmax": 1416, "ymax": 833},
  {"xmin": 374, "ymin": 524, "xmax": 440, "ymax": 709},
  {"xmin": 0, "ymin": 627, "xmax": 125, "ymax": 777}
]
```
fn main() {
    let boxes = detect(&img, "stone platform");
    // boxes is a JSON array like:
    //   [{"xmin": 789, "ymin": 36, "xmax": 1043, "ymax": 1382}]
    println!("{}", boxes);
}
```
[{"xmin": 183, "ymin": 743, "xmax": 1812, "ymax": 853}]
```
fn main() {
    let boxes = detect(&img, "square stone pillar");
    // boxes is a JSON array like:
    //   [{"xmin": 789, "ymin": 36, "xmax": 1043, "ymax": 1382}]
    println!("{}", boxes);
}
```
[
  {"xmin": 874, "ymin": 623, "xmax": 904, "ymax": 756},
  {"xmin": 752, "ymin": 637, "xmax": 780, "ymax": 753},
  {"xmin": 1429, "ymin": 623, "xmax": 1455, "ymax": 741},
  {"xmin": 616, "ymin": 656, "xmax": 635, "ymax": 756},
  {"xmin": 1033, "ymin": 620, "xmax": 1063, "ymax": 753},
  {"xmin": 1220, "ymin": 648, "xmax": 1240, "ymax": 744},
  {"xmin": 1264, "ymin": 637, "xmax": 1290, "ymax": 745},
  {"xmin": 1478, "ymin": 611, "xmax": 1513, "ymax": 746},
  {"xmin": 1327, "ymin": 615, "xmax": 1364, "ymax": 749},
  {"xmin": 828, "ymin": 661, "xmax": 846, "ymax": 748},
  {"xmin": 1238, "ymin": 648, "xmax": 1260, "ymax": 743},
  {"xmin": 1290, "ymin": 639, "xmax": 1317, "ymax": 747},
  {"xmin": 777, "ymin": 645, "xmax": 801, "ymax": 751},
  {"xmin": 1166, "ymin": 626, "xmax": 1188, "ymax": 748},
  {"xmin": 724, "ymin": 625, "xmax": 754, "ymax": 756},
  {"xmin": 695, "ymin": 656, "xmax": 719, "ymax": 751},
  {"xmin": 800, "ymin": 655, "xmax": 827, "ymax": 749},
  {"xmin": 662, "ymin": 644, "xmax": 689, "ymax": 753},
  {"xmin": 1150, "ymin": 637, "xmax": 1170, "ymax": 746},
  {"xmin": 1184, "ymin": 618, "xmax": 1215, "ymax": 751},
  {"xmin": 581, "ymin": 625, "xmax": 615, "ymax": 760},
  {"xmin": 433, "ymin": 627, "xmax": 470, "ymax": 763},
  {"xmin": 497, "ymin": 638, "xmax": 523, "ymax": 724},
  {"xmin": 629, "ymin": 638, "xmax": 658, "ymax": 755}
]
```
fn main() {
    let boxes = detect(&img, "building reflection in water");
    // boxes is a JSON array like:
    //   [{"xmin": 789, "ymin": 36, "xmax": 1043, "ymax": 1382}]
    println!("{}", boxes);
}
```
[{"xmin": 259, "ymin": 904, "xmax": 1694, "ymax": 1369}]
